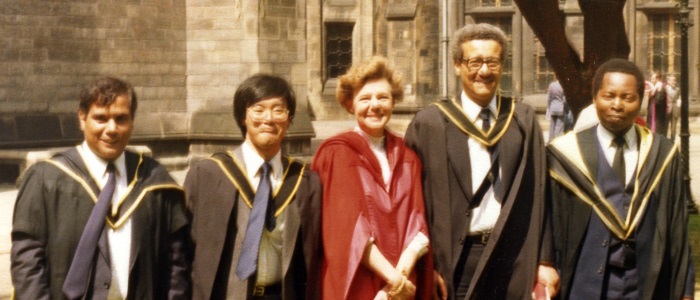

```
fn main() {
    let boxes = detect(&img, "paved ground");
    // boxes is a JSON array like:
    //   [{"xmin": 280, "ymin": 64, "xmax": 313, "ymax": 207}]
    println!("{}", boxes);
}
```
[{"xmin": 2, "ymin": 117, "xmax": 700, "ymax": 298}]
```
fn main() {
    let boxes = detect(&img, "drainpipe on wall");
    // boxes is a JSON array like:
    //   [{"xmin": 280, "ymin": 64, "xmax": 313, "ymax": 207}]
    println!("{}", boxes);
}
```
[{"xmin": 441, "ymin": 0, "xmax": 450, "ymax": 100}]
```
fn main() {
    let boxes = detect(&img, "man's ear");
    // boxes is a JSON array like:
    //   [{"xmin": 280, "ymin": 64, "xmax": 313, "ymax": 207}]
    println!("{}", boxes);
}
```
[{"xmin": 78, "ymin": 109, "xmax": 86, "ymax": 131}]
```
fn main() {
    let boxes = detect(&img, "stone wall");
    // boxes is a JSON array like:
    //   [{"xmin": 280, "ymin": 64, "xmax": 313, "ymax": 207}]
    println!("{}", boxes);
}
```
[
  {"xmin": 307, "ymin": 0, "xmax": 442, "ymax": 120},
  {"xmin": 186, "ymin": 0, "xmax": 314, "ymax": 158},
  {"xmin": 0, "ymin": 0, "xmax": 188, "ymax": 149},
  {"xmin": 0, "ymin": 0, "xmax": 315, "ymax": 161}
]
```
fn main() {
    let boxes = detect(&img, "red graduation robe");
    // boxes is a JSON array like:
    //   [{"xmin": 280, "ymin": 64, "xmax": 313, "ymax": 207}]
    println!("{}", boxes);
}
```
[{"xmin": 311, "ymin": 131, "xmax": 433, "ymax": 299}]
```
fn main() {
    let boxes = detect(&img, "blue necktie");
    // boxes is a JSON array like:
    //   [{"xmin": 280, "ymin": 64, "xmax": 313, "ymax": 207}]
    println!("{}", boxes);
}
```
[
  {"xmin": 63, "ymin": 163, "xmax": 116, "ymax": 299},
  {"xmin": 236, "ymin": 162, "xmax": 273, "ymax": 280}
]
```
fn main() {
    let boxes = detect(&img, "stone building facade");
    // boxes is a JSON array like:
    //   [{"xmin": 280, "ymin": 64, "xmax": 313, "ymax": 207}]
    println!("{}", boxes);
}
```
[
  {"xmin": 1, "ymin": 0, "xmax": 698, "ymax": 172},
  {"xmin": 456, "ymin": 0, "xmax": 699, "ymax": 105}
]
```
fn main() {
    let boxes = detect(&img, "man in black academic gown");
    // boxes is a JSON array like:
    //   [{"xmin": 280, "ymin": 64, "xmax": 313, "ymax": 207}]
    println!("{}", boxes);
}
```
[
  {"xmin": 405, "ymin": 23, "xmax": 559, "ymax": 299},
  {"xmin": 184, "ymin": 74, "xmax": 322, "ymax": 299},
  {"xmin": 11, "ymin": 77, "xmax": 190, "ymax": 299},
  {"xmin": 547, "ymin": 58, "xmax": 694, "ymax": 299}
]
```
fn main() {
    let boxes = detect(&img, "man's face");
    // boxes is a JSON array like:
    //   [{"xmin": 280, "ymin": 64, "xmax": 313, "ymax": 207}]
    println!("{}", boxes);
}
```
[
  {"xmin": 667, "ymin": 75, "xmax": 677, "ymax": 87},
  {"xmin": 454, "ymin": 39, "xmax": 503, "ymax": 106},
  {"xmin": 244, "ymin": 97, "xmax": 290, "ymax": 158},
  {"xmin": 79, "ymin": 94, "xmax": 134, "ymax": 161},
  {"xmin": 593, "ymin": 72, "xmax": 642, "ymax": 136}
]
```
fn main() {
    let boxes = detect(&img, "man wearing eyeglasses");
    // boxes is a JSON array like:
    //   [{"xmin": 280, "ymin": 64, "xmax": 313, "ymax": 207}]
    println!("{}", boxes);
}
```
[
  {"xmin": 184, "ymin": 74, "xmax": 322, "ymax": 299},
  {"xmin": 405, "ymin": 23, "xmax": 558, "ymax": 299}
]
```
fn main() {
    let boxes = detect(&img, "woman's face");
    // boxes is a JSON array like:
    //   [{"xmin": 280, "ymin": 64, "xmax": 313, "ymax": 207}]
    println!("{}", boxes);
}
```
[{"xmin": 351, "ymin": 78, "xmax": 394, "ymax": 138}]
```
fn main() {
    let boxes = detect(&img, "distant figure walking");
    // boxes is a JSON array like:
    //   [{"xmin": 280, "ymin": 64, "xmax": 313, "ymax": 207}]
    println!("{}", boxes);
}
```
[
  {"xmin": 666, "ymin": 74, "xmax": 680, "ymax": 141},
  {"xmin": 646, "ymin": 71, "xmax": 669, "ymax": 137},
  {"xmin": 546, "ymin": 78, "xmax": 570, "ymax": 142}
]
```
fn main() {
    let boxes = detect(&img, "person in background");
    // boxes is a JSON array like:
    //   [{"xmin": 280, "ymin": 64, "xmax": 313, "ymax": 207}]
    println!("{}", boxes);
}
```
[
  {"xmin": 666, "ymin": 74, "xmax": 681, "ymax": 142},
  {"xmin": 185, "ymin": 74, "xmax": 322, "ymax": 299},
  {"xmin": 646, "ymin": 71, "xmax": 669, "ymax": 137},
  {"xmin": 404, "ymin": 23, "xmax": 558, "ymax": 299},
  {"xmin": 11, "ymin": 77, "xmax": 190, "ymax": 299},
  {"xmin": 312, "ymin": 56, "xmax": 433, "ymax": 300},
  {"xmin": 547, "ymin": 58, "xmax": 694, "ymax": 300},
  {"xmin": 546, "ymin": 77, "xmax": 570, "ymax": 142}
]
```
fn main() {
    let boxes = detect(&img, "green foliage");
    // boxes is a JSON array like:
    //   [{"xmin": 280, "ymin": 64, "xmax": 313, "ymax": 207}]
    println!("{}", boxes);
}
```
[{"xmin": 689, "ymin": 214, "xmax": 700, "ymax": 286}]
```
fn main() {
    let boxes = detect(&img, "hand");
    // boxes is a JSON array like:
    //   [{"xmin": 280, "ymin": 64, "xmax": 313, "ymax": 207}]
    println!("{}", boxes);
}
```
[
  {"xmin": 433, "ymin": 271, "xmax": 448, "ymax": 300},
  {"xmin": 387, "ymin": 275, "xmax": 416, "ymax": 300},
  {"xmin": 535, "ymin": 264, "xmax": 560, "ymax": 298},
  {"xmin": 374, "ymin": 289, "xmax": 389, "ymax": 300}
]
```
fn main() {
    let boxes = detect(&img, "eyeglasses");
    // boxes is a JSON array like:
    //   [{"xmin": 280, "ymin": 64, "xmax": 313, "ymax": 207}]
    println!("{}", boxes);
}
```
[
  {"xmin": 247, "ymin": 106, "xmax": 289, "ymax": 122},
  {"xmin": 461, "ymin": 57, "xmax": 502, "ymax": 72}
]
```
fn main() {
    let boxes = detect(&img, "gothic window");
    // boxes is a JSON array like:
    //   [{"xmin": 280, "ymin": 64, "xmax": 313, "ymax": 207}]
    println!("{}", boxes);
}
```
[
  {"xmin": 648, "ymin": 14, "xmax": 680, "ymax": 78},
  {"xmin": 534, "ymin": 39, "xmax": 555, "ymax": 93},
  {"xmin": 325, "ymin": 22, "xmax": 354, "ymax": 80},
  {"xmin": 474, "ymin": 16, "xmax": 513, "ymax": 96}
]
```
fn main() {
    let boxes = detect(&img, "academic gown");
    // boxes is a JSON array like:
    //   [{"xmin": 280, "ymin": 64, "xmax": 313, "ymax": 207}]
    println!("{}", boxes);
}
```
[
  {"xmin": 185, "ymin": 148, "xmax": 322, "ymax": 300},
  {"xmin": 311, "ymin": 131, "xmax": 433, "ymax": 300},
  {"xmin": 547, "ymin": 125, "xmax": 692, "ymax": 300},
  {"xmin": 404, "ymin": 97, "xmax": 551, "ymax": 299},
  {"xmin": 11, "ymin": 147, "xmax": 190, "ymax": 300}
]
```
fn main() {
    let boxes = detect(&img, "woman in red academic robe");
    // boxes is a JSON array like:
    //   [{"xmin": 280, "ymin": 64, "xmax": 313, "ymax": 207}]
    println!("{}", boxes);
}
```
[{"xmin": 312, "ymin": 56, "xmax": 433, "ymax": 299}]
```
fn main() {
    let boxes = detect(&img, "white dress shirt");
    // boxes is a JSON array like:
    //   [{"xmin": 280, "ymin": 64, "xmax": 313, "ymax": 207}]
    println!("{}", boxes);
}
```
[
  {"xmin": 596, "ymin": 125, "xmax": 639, "ymax": 185},
  {"xmin": 460, "ymin": 92, "xmax": 501, "ymax": 234},
  {"xmin": 354, "ymin": 127, "xmax": 392, "ymax": 189},
  {"xmin": 78, "ymin": 142, "xmax": 131, "ymax": 299},
  {"xmin": 240, "ymin": 140, "xmax": 285, "ymax": 285}
]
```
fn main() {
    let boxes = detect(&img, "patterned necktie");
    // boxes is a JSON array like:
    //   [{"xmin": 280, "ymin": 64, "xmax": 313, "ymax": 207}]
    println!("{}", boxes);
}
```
[
  {"xmin": 480, "ymin": 107, "xmax": 491, "ymax": 132},
  {"xmin": 612, "ymin": 136, "xmax": 627, "ymax": 184},
  {"xmin": 63, "ymin": 163, "xmax": 116, "ymax": 299},
  {"xmin": 236, "ymin": 162, "xmax": 272, "ymax": 280}
]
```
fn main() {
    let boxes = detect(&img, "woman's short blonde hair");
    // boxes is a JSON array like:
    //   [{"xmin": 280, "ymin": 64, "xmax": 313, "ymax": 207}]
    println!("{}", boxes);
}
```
[{"xmin": 336, "ymin": 56, "xmax": 403, "ymax": 113}]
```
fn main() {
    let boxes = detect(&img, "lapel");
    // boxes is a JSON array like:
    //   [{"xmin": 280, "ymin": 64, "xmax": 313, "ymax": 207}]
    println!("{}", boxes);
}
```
[
  {"xmin": 494, "ymin": 113, "xmax": 524, "ymax": 200},
  {"xmin": 209, "ymin": 147, "xmax": 306, "ymax": 280},
  {"xmin": 110, "ymin": 152, "xmax": 141, "ymax": 223},
  {"xmin": 547, "ymin": 125, "xmax": 671, "ymax": 240},
  {"xmin": 220, "ymin": 148, "xmax": 304, "ymax": 215},
  {"xmin": 434, "ymin": 96, "xmax": 515, "ymax": 147},
  {"xmin": 281, "ymin": 174, "xmax": 300, "ymax": 278},
  {"xmin": 199, "ymin": 148, "xmax": 246, "ymax": 293},
  {"xmin": 445, "ymin": 122, "xmax": 473, "ymax": 201},
  {"xmin": 49, "ymin": 148, "xmax": 112, "ymax": 264},
  {"xmin": 125, "ymin": 152, "xmax": 145, "ymax": 273},
  {"xmin": 574, "ymin": 127, "xmax": 598, "ymax": 231},
  {"xmin": 578, "ymin": 127, "xmax": 599, "ymax": 183},
  {"xmin": 560, "ymin": 129, "xmax": 597, "ymax": 248}
]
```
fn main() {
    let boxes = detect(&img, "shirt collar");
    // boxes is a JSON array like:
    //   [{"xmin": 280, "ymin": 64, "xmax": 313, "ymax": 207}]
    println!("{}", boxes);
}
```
[
  {"xmin": 79, "ymin": 141, "xmax": 126, "ymax": 181},
  {"xmin": 353, "ymin": 126, "xmax": 385, "ymax": 150},
  {"xmin": 241, "ymin": 140, "xmax": 283, "ymax": 179},
  {"xmin": 460, "ymin": 91, "xmax": 498, "ymax": 122},
  {"xmin": 597, "ymin": 125, "xmax": 637, "ymax": 150}
]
